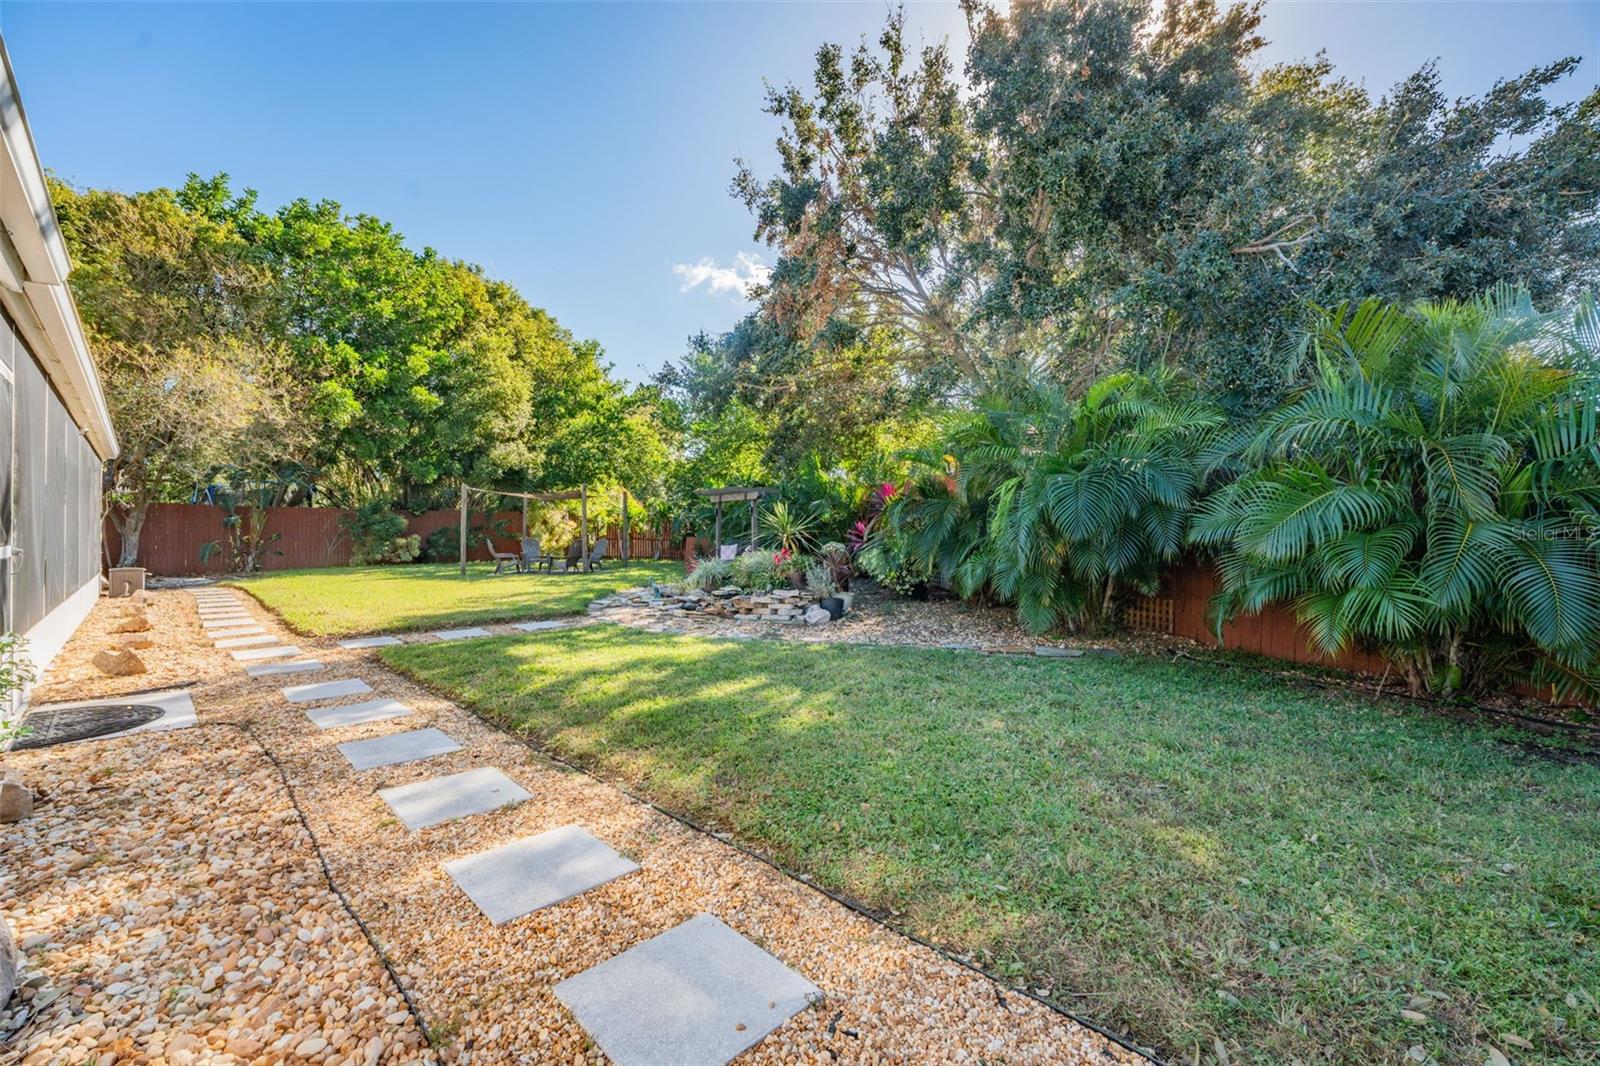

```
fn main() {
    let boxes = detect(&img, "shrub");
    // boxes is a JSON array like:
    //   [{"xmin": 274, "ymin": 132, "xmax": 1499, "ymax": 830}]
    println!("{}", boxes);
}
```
[
  {"xmin": 804, "ymin": 561, "xmax": 838, "ymax": 596},
  {"xmin": 891, "ymin": 370, "xmax": 1222, "ymax": 629},
  {"xmin": 344, "ymin": 502, "xmax": 415, "ymax": 565},
  {"xmin": 1192, "ymin": 288, "xmax": 1600, "ymax": 699},
  {"xmin": 689, "ymin": 558, "xmax": 733, "ymax": 591},
  {"xmin": 730, "ymin": 550, "xmax": 780, "ymax": 592}
]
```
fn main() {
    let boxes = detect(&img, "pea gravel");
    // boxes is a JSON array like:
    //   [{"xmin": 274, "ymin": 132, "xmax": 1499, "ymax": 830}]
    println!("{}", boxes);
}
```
[{"xmin": 7, "ymin": 588, "xmax": 1147, "ymax": 1064}]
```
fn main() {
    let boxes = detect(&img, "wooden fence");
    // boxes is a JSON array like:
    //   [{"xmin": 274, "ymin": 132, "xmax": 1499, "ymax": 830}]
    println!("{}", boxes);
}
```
[{"xmin": 106, "ymin": 503, "xmax": 682, "ymax": 576}]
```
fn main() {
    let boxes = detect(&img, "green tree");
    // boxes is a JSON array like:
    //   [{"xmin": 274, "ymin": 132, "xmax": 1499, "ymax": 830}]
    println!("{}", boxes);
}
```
[
  {"xmin": 50, "ymin": 178, "xmax": 307, "ymax": 565},
  {"xmin": 738, "ymin": 0, "xmax": 1599, "ymax": 407}
]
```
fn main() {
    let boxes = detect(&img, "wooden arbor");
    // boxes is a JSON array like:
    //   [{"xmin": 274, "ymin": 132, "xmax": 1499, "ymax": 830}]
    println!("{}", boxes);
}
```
[
  {"xmin": 457, "ymin": 484, "xmax": 620, "ymax": 575},
  {"xmin": 696, "ymin": 486, "xmax": 775, "ymax": 558}
]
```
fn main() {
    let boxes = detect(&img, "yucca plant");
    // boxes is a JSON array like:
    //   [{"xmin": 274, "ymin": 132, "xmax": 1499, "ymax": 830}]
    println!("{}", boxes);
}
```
[
  {"xmin": 892, "ymin": 369, "xmax": 1225, "ymax": 632},
  {"xmin": 1192, "ymin": 287, "xmax": 1600, "ymax": 698}
]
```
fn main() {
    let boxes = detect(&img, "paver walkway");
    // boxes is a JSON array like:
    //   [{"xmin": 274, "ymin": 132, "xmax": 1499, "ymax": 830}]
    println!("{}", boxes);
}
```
[{"xmin": 171, "ymin": 585, "xmax": 1142, "ymax": 1064}]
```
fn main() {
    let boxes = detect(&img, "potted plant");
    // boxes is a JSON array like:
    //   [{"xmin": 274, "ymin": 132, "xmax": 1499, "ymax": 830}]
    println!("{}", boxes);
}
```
[
  {"xmin": 805, "ymin": 562, "xmax": 844, "ymax": 618},
  {"xmin": 820, "ymin": 542, "xmax": 855, "ymax": 611}
]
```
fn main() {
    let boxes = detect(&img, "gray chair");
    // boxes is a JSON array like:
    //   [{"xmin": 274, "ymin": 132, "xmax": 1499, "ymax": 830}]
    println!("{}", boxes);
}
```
[
  {"xmin": 487, "ymin": 538, "xmax": 523, "ymax": 575},
  {"xmin": 520, "ymin": 538, "xmax": 545, "ymax": 572},
  {"xmin": 586, "ymin": 537, "xmax": 609, "ymax": 570}
]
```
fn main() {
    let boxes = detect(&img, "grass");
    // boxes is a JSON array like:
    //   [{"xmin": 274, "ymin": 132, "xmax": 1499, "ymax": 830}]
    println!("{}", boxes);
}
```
[
  {"xmin": 381, "ymin": 627, "xmax": 1600, "ymax": 1065},
  {"xmin": 229, "ymin": 560, "xmax": 680, "ymax": 636}
]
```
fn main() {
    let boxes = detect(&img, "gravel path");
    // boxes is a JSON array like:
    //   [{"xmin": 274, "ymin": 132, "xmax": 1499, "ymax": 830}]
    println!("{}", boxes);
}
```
[{"xmin": 6, "ymin": 589, "xmax": 1148, "ymax": 1065}]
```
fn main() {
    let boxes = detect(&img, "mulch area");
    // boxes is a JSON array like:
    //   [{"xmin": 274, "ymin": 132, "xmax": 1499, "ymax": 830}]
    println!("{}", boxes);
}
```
[{"xmin": 3, "ymin": 589, "xmax": 1148, "ymax": 1065}]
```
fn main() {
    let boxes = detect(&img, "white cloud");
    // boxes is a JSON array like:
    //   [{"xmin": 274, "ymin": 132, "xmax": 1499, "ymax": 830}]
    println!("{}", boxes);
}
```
[{"xmin": 672, "ymin": 252, "xmax": 771, "ymax": 300}]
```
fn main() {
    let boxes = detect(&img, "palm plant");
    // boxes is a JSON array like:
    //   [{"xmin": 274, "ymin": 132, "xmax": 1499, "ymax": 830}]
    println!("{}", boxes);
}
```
[
  {"xmin": 760, "ymin": 499, "xmax": 821, "ymax": 555},
  {"xmin": 892, "ymin": 369, "xmax": 1225, "ymax": 632},
  {"xmin": 1191, "ymin": 287, "xmax": 1600, "ymax": 697}
]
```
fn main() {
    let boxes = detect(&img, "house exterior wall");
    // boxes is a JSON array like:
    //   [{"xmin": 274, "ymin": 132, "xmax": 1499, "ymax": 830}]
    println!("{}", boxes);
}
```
[{"xmin": 2, "ymin": 308, "xmax": 104, "ymax": 642}]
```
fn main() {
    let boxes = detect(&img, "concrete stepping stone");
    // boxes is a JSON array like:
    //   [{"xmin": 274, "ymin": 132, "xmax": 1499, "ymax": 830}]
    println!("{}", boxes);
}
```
[
  {"xmin": 281, "ymin": 678, "xmax": 372, "ymax": 703},
  {"xmin": 246, "ymin": 659, "xmax": 326, "ymax": 678},
  {"xmin": 554, "ymin": 913, "xmax": 820, "ymax": 1066},
  {"xmin": 305, "ymin": 698, "xmax": 411, "ymax": 730},
  {"xmin": 232, "ymin": 645, "xmax": 301, "ymax": 662},
  {"xmin": 510, "ymin": 620, "xmax": 569, "ymax": 632},
  {"xmin": 199, "ymin": 609, "xmax": 251, "ymax": 618},
  {"xmin": 338, "ymin": 727, "xmax": 462, "ymax": 771},
  {"xmin": 433, "ymin": 627, "xmax": 492, "ymax": 641},
  {"xmin": 214, "ymin": 633, "xmax": 277, "ymax": 649},
  {"xmin": 200, "ymin": 614, "xmax": 253, "ymax": 624},
  {"xmin": 445, "ymin": 825, "xmax": 639, "ymax": 925},
  {"xmin": 377, "ymin": 767, "xmax": 530, "ymax": 830},
  {"xmin": 206, "ymin": 625, "xmax": 266, "ymax": 638},
  {"xmin": 339, "ymin": 636, "xmax": 403, "ymax": 649}
]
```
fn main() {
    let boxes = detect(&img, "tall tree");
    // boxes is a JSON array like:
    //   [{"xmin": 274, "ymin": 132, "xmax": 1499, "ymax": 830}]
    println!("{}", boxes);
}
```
[
  {"xmin": 738, "ymin": 0, "xmax": 1600, "ymax": 407},
  {"xmin": 50, "ymin": 177, "xmax": 306, "ymax": 565}
]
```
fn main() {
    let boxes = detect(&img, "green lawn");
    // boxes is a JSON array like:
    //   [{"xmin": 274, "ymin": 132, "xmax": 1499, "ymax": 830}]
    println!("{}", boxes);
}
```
[
  {"xmin": 382, "ymin": 627, "xmax": 1600, "ymax": 1064},
  {"xmin": 229, "ymin": 560, "xmax": 680, "ymax": 636}
]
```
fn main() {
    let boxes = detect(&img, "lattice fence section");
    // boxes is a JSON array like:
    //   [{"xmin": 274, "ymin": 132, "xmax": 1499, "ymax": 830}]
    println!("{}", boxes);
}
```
[{"xmin": 1121, "ymin": 595, "xmax": 1174, "ymax": 633}]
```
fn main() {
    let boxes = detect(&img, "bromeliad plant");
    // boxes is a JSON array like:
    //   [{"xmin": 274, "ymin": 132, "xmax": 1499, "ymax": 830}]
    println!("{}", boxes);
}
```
[
  {"xmin": 1191, "ymin": 288, "xmax": 1600, "ymax": 698},
  {"xmin": 890, "ymin": 369, "xmax": 1225, "ymax": 631}
]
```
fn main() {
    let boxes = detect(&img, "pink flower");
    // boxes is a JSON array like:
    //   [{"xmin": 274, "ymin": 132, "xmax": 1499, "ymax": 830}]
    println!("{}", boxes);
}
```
[{"xmin": 774, "ymin": 547, "xmax": 792, "ymax": 566}]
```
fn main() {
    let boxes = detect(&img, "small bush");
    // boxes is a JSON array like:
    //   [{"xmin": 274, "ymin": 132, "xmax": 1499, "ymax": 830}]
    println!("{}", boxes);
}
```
[
  {"xmin": 804, "ymin": 561, "xmax": 838, "ymax": 596},
  {"xmin": 731, "ymin": 550, "xmax": 779, "ymax": 592},
  {"xmin": 345, "ymin": 503, "xmax": 415, "ymax": 565},
  {"xmin": 690, "ymin": 559, "xmax": 733, "ymax": 591}
]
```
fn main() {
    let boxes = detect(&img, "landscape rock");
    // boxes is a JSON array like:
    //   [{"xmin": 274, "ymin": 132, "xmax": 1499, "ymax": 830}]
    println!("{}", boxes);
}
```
[
  {"xmin": 0, "ymin": 916, "xmax": 16, "ymax": 1007},
  {"xmin": 116, "ymin": 635, "xmax": 156, "ymax": 650},
  {"xmin": 91, "ymin": 647, "xmax": 147, "ymax": 676},
  {"xmin": 0, "ymin": 779, "xmax": 33, "ymax": 822},
  {"xmin": 110, "ymin": 612, "xmax": 152, "ymax": 634},
  {"xmin": 803, "ymin": 605, "xmax": 831, "ymax": 625}
]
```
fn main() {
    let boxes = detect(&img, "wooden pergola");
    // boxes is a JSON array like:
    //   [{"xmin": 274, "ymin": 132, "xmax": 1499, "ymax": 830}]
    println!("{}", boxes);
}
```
[
  {"xmin": 458, "ymin": 483, "xmax": 639, "ymax": 575},
  {"xmin": 697, "ymin": 486, "xmax": 775, "ymax": 557}
]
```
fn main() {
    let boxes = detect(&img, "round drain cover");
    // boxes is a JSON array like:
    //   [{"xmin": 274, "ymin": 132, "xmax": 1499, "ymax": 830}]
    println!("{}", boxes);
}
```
[{"xmin": 11, "ymin": 703, "xmax": 165, "ymax": 751}]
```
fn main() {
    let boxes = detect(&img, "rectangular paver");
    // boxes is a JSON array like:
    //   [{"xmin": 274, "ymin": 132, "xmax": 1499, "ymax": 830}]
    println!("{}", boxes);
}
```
[
  {"xmin": 305, "ymin": 698, "xmax": 412, "ymax": 730},
  {"xmin": 206, "ymin": 626, "xmax": 266, "ymax": 638},
  {"xmin": 511, "ymin": 620, "xmax": 569, "ymax": 632},
  {"xmin": 214, "ymin": 634, "xmax": 277, "ymax": 648},
  {"xmin": 231, "ymin": 645, "xmax": 301, "ymax": 662},
  {"xmin": 377, "ymin": 767, "xmax": 530, "ymax": 830},
  {"xmin": 337, "ymin": 727, "xmax": 462, "ymax": 771},
  {"xmin": 445, "ymin": 825, "xmax": 639, "ymax": 925},
  {"xmin": 200, "ymin": 616, "xmax": 253, "ymax": 626},
  {"xmin": 433, "ymin": 628, "xmax": 492, "ymax": 641},
  {"xmin": 246, "ymin": 660, "xmax": 326, "ymax": 678},
  {"xmin": 553, "ymin": 913, "xmax": 819, "ymax": 1066},
  {"xmin": 280, "ymin": 678, "xmax": 372, "ymax": 703},
  {"xmin": 339, "ymin": 636, "xmax": 403, "ymax": 649}
]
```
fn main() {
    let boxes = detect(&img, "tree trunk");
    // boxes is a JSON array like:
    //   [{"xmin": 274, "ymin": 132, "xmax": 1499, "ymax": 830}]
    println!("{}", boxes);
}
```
[{"xmin": 117, "ymin": 499, "xmax": 149, "ymax": 567}]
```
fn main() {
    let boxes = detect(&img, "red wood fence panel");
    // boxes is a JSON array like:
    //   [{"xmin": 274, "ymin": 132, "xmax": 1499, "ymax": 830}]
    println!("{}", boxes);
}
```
[{"xmin": 108, "ymin": 503, "xmax": 684, "ymax": 576}]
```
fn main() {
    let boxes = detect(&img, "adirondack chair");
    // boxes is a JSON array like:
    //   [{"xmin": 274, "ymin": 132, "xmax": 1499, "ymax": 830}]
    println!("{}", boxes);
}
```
[
  {"xmin": 520, "ymin": 537, "xmax": 546, "ymax": 572},
  {"xmin": 487, "ymin": 537, "xmax": 523, "ymax": 574},
  {"xmin": 585, "ymin": 537, "xmax": 609, "ymax": 570},
  {"xmin": 559, "ymin": 540, "xmax": 584, "ymax": 571}
]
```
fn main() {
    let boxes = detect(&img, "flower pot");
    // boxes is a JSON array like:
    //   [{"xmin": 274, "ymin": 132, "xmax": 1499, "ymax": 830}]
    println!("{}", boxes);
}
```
[{"xmin": 820, "ymin": 596, "xmax": 845, "ymax": 620}]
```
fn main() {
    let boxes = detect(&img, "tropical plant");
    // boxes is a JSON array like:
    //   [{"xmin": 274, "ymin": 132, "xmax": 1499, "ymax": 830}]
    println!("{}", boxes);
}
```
[
  {"xmin": 818, "ymin": 541, "xmax": 855, "ymax": 591},
  {"xmin": 892, "ymin": 370, "xmax": 1225, "ymax": 631},
  {"xmin": 1191, "ymin": 288, "xmax": 1600, "ymax": 698},
  {"xmin": 760, "ymin": 500, "xmax": 821, "ymax": 555}
]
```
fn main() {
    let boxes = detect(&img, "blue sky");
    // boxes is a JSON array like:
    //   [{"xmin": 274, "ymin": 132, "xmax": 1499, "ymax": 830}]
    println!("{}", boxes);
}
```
[{"xmin": 3, "ymin": 1, "xmax": 1596, "ymax": 383}]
